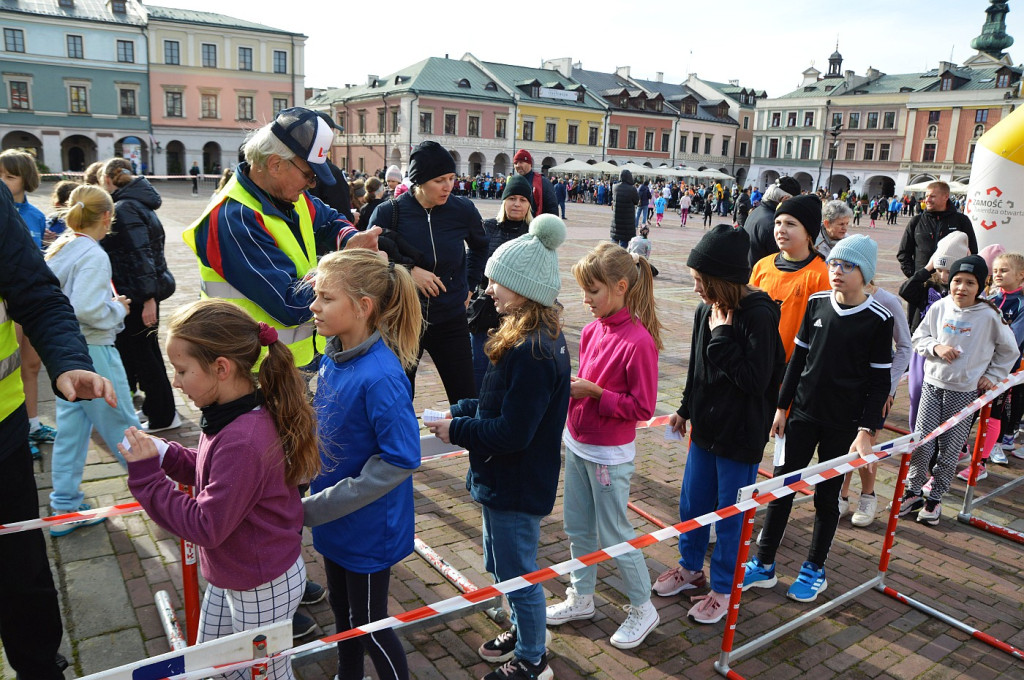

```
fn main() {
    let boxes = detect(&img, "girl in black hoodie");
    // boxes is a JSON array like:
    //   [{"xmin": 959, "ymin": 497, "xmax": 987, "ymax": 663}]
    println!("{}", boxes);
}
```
[{"xmin": 651, "ymin": 225, "xmax": 785, "ymax": 624}]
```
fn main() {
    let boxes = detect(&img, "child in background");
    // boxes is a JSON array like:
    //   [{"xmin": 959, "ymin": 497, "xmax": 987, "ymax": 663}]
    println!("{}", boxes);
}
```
[
  {"xmin": 653, "ymin": 225, "xmax": 785, "ymax": 624},
  {"xmin": 743, "ymin": 235, "xmax": 894, "ymax": 602},
  {"xmin": 45, "ymin": 180, "xmax": 77, "ymax": 245},
  {"xmin": 853, "ymin": 202, "xmax": 862, "ymax": 226},
  {"xmin": 985, "ymin": 251, "xmax": 1024, "ymax": 467},
  {"xmin": 1, "ymin": 149, "xmax": 56, "ymax": 455},
  {"xmin": 122, "ymin": 300, "xmax": 320, "ymax": 680},
  {"xmin": 44, "ymin": 185, "xmax": 140, "ymax": 536},
  {"xmin": 902, "ymin": 256, "xmax": 1017, "ymax": 524},
  {"xmin": 545, "ymin": 242, "xmax": 662, "ymax": 650},
  {"xmin": 838, "ymin": 277, "xmax": 912, "ymax": 527},
  {"xmin": 653, "ymin": 194, "xmax": 666, "ymax": 227},
  {"xmin": 627, "ymin": 227, "xmax": 659, "ymax": 277},
  {"xmin": 680, "ymin": 191, "xmax": 691, "ymax": 226},
  {"xmin": 869, "ymin": 203, "xmax": 879, "ymax": 228},
  {"xmin": 749, "ymin": 195, "xmax": 830, "ymax": 360},
  {"xmin": 303, "ymin": 250, "xmax": 422, "ymax": 680},
  {"xmin": 427, "ymin": 215, "xmax": 571, "ymax": 680},
  {"xmin": 702, "ymin": 195, "xmax": 714, "ymax": 228}
]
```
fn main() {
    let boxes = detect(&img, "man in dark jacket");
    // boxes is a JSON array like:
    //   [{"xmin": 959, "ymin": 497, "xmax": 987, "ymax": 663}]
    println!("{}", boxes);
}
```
[
  {"xmin": 896, "ymin": 181, "xmax": 977, "ymax": 324},
  {"xmin": 513, "ymin": 149, "xmax": 557, "ymax": 215},
  {"xmin": 0, "ymin": 182, "xmax": 117, "ymax": 680},
  {"xmin": 744, "ymin": 176, "xmax": 801, "ymax": 267},
  {"xmin": 553, "ymin": 177, "xmax": 567, "ymax": 219},
  {"xmin": 611, "ymin": 169, "xmax": 639, "ymax": 247},
  {"xmin": 734, "ymin": 187, "xmax": 752, "ymax": 227}
]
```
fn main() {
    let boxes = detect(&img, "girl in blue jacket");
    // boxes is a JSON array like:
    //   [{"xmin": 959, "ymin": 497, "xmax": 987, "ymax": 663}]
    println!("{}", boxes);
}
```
[
  {"xmin": 304, "ymin": 249, "xmax": 423, "ymax": 680},
  {"xmin": 427, "ymin": 215, "xmax": 571, "ymax": 680}
]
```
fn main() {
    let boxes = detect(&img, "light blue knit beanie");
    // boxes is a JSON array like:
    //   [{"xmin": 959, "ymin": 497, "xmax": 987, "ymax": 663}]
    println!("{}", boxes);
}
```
[
  {"xmin": 828, "ymin": 233, "xmax": 878, "ymax": 283},
  {"xmin": 485, "ymin": 214, "xmax": 566, "ymax": 306}
]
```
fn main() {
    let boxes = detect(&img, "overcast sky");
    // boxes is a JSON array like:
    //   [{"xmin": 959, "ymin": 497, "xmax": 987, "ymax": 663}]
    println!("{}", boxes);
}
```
[{"xmin": 152, "ymin": 0, "xmax": 1020, "ymax": 98}]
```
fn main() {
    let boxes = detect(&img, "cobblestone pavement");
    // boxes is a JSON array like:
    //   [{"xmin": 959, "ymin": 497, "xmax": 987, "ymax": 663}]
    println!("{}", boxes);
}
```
[{"xmin": 5, "ymin": 181, "xmax": 1023, "ymax": 680}]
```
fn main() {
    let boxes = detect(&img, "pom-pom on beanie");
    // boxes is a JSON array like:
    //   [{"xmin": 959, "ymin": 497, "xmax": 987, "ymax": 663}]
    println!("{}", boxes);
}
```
[
  {"xmin": 686, "ymin": 223, "xmax": 751, "ymax": 283},
  {"xmin": 932, "ymin": 231, "xmax": 970, "ymax": 270},
  {"xmin": 485, "ymin": 214, "xmax": 566, "ymax": 306},
  {"xmin": 828, "ymin": 233, "xmax": 878, "ymax": 284},
  {"xmin": 774, "ymin": 194, "xmax": 822, "ymax": 242}
]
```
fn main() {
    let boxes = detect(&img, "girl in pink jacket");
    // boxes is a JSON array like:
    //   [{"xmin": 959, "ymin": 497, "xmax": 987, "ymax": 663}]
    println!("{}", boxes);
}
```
[{"xmin": 545, "ymin": 242, "xmax": 663, "ymax": 651}]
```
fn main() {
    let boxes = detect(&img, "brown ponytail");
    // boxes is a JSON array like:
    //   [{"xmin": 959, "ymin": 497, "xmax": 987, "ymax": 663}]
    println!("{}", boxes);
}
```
[
  {"xmin": 167, "ymin": 300, "xmax": 320, "ymax": 486},
  {"xmin": 102, "ymin": 157, "xmax": 134, "ymax": 189}
]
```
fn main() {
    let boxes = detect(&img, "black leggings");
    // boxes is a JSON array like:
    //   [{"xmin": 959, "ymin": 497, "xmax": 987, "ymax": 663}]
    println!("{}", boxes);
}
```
[
  {"xmin": 114, "ymin": 304, "xmax": 176, "ymax": 428},
  {"xmin": 757, "ymin": 414, "xmax": 855, "ymax": 568},
  {"xmin": 325, "ymin": 559, "xmax": 408, "ymax": 680},
  {"xmin": 1001, "ymin": 384, "xmax": 1024, "ymax": 438},
  {"xmin": 409, "ymin": 312, "xmax": 477, "ymax": 403}
]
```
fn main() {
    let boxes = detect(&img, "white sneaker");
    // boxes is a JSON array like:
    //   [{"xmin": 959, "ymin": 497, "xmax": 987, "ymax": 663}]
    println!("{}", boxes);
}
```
[
  {"xmin": 142, "ymin": 412, "xmax": 182, "ymax": 433},
  {"xmin": 989, "ymin": 449, "xmax": 1009, "ymax": 465},
  {"xmin": 545, "ymin": 587, "xmax": 595, "ymax": 625},
  {"xmin": 609, "ymin": 600, "xmax": 659, "ymax": 649},
  {"xmin": 1013, "ymin": 447, "xmax": 1024, "ymax": 460},
  {"xmin": 838, "ymin": 497, "xmax": 850, "ymax": 517},
  {"xmin": 851, "ymin": 494, "xmax": 878, "ymax": 527}
]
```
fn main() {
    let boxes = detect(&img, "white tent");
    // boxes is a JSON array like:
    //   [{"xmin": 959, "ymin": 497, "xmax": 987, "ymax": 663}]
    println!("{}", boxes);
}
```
[
  {"xmin": 547, "ymin": 159, "xmax": 600, "ymax": 175},
  {"xmin": 904, "ymin": 180, "xmax": 968, "ymax": 194}
]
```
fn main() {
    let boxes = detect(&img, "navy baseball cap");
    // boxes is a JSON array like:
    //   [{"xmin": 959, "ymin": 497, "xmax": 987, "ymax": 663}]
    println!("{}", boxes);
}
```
[{"xmin": 270, "ymin": 107, "xmax": 336, "ymax": 186}]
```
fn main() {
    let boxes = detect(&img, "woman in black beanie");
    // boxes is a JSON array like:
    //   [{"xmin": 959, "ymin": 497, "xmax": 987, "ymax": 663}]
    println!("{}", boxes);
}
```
[
  {"xmin": 465, "ymin": 174, "xmax": 534, "ymax": 391},
  {"xmin": 651, "ymin": 224, "xmax": 786, "ymax": 624},
  {"xmin": 367, "ymin": 141, "xmax": 488, "ymax": 401}
]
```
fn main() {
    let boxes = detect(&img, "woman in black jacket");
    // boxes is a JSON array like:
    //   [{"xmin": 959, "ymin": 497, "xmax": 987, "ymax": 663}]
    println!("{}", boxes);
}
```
[
  {"xmin": 610, "ymin": 169, "xmax": 638, "ymax": 247},
  {"xmin": 367, "ymin": 141, "xmax": 487, "ymax": 401},
  {"xmin": 466, "ymin": 175, "xmax": 533, "ymax": 391},
  {"xmin": 100, "ymin": 158, "xmax": 178, "ymax": 431},
  {"xmin": 651, "ymin": 225, "xmax": 785, "ymax": 624}
]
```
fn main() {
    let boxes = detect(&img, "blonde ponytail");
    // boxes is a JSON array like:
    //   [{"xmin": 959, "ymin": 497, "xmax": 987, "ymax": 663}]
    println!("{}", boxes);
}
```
[{"xmin": 46, "ymin": 185, "xmax": 113, "ymax": 260}]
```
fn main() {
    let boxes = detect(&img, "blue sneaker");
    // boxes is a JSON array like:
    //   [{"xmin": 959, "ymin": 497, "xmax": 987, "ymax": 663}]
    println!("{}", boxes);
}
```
[
  {"xmin": 741, "ymin": 556, "xmax": 777, "ymax": 591},
  {"xmin": 786, "ymin": 561, "xmax": 828, "ymax": 602},
  {"xmin": 29, "ymin": 423, "xmax": 57, "ymax": 444},
  {"xmin": 29, "ymin": 440, "xmax": 41, "ymax": 460},
  {"xmin": 49, "ymin": 503, "xmax": 107, "ymax": 537}
]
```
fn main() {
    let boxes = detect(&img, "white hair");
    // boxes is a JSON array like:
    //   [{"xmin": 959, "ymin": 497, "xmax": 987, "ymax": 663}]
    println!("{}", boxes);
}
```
[
  {"xmin": 822, "ymin": 200, "xmax": 853, "ymax": 223},
  {"xmin": 242, "ymin": 124, "xmax": 295, "ymax": 169}
]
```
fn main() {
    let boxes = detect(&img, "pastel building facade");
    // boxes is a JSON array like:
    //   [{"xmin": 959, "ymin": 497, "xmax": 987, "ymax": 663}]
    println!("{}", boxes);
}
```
[{"xmin": 0, "ymin": 0, "xmax": 150, "ymax": 172}]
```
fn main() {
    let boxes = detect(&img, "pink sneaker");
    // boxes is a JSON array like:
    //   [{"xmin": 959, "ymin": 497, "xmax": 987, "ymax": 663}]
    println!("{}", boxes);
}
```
[
  {"xmin": 957, "ymin": 464, "xmax": 987, "ymax": 481},
  {"xmin": 652, "ymin": 566, "xmax": 707, "ymax": 597},
  {"xmin": 688, "ymin": 590, "xmax": 730, "ymax": 624}
]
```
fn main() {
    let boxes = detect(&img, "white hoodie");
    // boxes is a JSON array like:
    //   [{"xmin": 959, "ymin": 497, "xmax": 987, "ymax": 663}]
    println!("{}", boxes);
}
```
[{"xmin": 912, "ymin": 296, "xmax": 1018, "ymax": 392}]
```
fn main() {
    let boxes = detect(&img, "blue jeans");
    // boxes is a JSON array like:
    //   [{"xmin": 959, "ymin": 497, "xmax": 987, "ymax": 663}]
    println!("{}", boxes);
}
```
[
  {"xmin": 470, "ymin": 330, "xmax": 490, "ymax": 394},
  {"xmin": 50, "ymin": 345, "xmax": 139, "ymax": 511},
  {"xmin": 635, "ymin": 205, "xmax": 648, "ymax": 227},
  {"xmin": 677, "ymin": 442, "xmax": 758, "ymax": 593},
  {"xmin": 563, "ymin": 449, "xmax": 651, "ymax": 605},
  {"xmin": 481, "ymin": 506, "xmax": 545, "ymax": 665}
]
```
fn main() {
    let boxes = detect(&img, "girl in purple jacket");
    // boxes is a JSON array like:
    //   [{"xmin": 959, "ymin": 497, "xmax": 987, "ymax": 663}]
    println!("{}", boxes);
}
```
[
  {"xmin": 121, "ymin": 300, "xmax": 320, "ymax": 680},
  {"xmin": 546, "ymin": 242, "xmax": 663, "ymax": 651}
]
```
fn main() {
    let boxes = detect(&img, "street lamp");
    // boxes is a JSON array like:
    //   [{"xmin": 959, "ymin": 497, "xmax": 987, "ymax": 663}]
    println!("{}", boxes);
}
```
[{"xmin": 826, "ymin": 123, "xmax": 842, "ymax": 197}]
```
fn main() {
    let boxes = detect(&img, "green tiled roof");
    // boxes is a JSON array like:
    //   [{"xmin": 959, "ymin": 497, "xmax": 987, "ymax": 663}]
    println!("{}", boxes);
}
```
[
  {"xmin": 480, "ymin": 60, "xmax": 606, "ymax": 110},
  {"xmin": 325, "ymin": 57, "xmax": 512, "ymax": 104},
  {"xmin": 146, "ymin": 5, "xmax": 302, "ymax": 35}
]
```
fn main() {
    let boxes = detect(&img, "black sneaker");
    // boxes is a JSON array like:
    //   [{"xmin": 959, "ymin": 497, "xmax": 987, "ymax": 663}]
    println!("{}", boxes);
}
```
[
  {"xmin": 483, "ymin": 654, "xmax": 553, "ymax": 680},
  {"xmin": 301, "ymin": 580, "xmax": 326, "ymax": 605},
  {"xmin": 896, "ymin": 491, "xmax": 924, "ymax": 518},
  {"xmin": 479, "ymin": 626, "xmax": 518, "ymax": 663},
  {"xmin": 292, "ymin": 611, "xmax": 316, "ymax": 639}
]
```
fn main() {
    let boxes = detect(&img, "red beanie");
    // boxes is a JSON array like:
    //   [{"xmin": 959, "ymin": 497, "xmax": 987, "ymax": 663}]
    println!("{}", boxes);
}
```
[{"xmin": 514, "ymin": 149, "xmax": 533, "ymax": 165}]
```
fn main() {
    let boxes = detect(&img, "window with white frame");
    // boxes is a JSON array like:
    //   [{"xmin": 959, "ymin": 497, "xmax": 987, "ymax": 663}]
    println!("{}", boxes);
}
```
[
  {"xmin": 119, "ymin": 88, "xmax": 136, "ymax": 115},
  {"xmin": 68, "ymin": 84, "xmax": 88, "ymax": 113},
  {"xmin": 238, "ymin": 46, "xmax": 252, "ymax": 71},
  {"xmin": 165, "ymin": 90, "xmax": 183, "ymax": 117},
  {"xmin": 8, "ymin": 79, "xmax": 29, "ymax": 109},
  {"xmin": 201, "ymin": 43, "xmax": 217, "ymax": 68},
  {"xmin": 4, "ymin": 28, "xmax": 24, "ymax": 52},
  {"xmin": 116, "ymin": 40, "xmax": 134, "ymax": 63},
  {"xmin": 67, "ymin": 35, "xmax": 83, "ymax": 59},
  {"xmin": 273, "ymin": 50, "xmax": 287, "ymax": 74},
  {"xmin": 164, "ymin": 40, "xmax": 179, "ymax": 65},
  {"xmin": 444, "ymin": 113, "xmax": 457, "ymax": 135},
  {"xmin": 273, "ymin": 97, "xmax": 288, "ymax": 115},
  {"xmin": 237, "ymin": 95, "xmax": 254, "ymax": 121},
  {"xmin": 200, "ymin": 93, "xmax": 218, "ymax": 118}
]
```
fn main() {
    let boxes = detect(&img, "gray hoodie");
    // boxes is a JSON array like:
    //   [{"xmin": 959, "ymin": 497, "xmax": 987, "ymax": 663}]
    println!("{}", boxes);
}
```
[
  {"xmin": 46, "ymin": 235, "xmax": 126, "ymax": 345},
  {"xmin": 912, "ymin": 296, "xmax": 1018, "ymax": 392}
]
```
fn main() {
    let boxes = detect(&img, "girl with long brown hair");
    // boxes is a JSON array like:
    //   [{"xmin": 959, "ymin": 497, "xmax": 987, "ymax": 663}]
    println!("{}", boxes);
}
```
[
  {"xmin": 546, "ymin": 241, "xmax": 662, "ymax": 650},
  {"xmin": 120, "ymin": 299, "xmax": 318, "ymax": 680},
  {"xmin": 304, "ymin": 249, "xmax": 422, "ymax": 680}
]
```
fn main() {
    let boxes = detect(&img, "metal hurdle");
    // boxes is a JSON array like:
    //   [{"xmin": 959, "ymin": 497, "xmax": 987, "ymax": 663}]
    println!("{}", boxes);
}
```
[
  {"xmin": 956, "ymin": 403, "xmax": 1024, "ymax": 544},
  {"xmin": 714, "ymin": 377, "xmax": 1024, "ymax": 678}
]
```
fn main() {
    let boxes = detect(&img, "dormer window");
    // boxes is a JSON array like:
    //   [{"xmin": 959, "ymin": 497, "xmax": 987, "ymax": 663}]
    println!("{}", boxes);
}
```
[
  {"xmin": 531, "ymin": 85, "xmax": 539, "ymax": 97},
  {"xmin": 485, "ymin": 81, "xmax": 497, "ymax": 91},
  {"xmin": 58, "ymin": 0, "xmax": 74, "ymax": 8},
  {"xmin": 457, "ymin": 78, "xmax": 470, "ymax": 88},
  {"xmin": 940, "ymin": 76, "xmax": 953, "ymax": 91},
  {"xmin": 110, "ymin": 0, "xmax": 126, "ymax": 13},
  {"xmin": 997, "ymin": 73, "xmax": 1011, "ymax": 88}
]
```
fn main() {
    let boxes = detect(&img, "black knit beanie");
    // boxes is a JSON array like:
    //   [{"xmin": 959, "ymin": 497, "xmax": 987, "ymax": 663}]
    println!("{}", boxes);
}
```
[
  {"xmin": 501, "ymin": 174, "xmax": 535, "ymax": 211},
  {"xmin": 686, "ymin": 223, "xmax": 751, "ymax": 283},
  {"xmin": 949, "ymin": 255, "xmax": 989, "ymax": 289},
  {"xmin": 774, "ymin": 194, "xmax": 822, "ymax": 242},
  {"xmin": 407, "ymin": 141, "xmax": 456, "ymax": 185}
]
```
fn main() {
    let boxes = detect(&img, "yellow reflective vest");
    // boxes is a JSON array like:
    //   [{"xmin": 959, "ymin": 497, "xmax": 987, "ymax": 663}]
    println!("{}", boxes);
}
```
[
  {"xmin": 0, "ymin": 297, "xmax": 24, "ymax": 422},
  {"xmin": 183, "ymin": 174, "xmax": 322, "ymax": 366}
]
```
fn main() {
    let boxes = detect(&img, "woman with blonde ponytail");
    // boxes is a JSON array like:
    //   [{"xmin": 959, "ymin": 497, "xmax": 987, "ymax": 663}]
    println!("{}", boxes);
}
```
[
  {"xmin": 121, "ymin": 299, "xmax": 319, "ymax": 680},
  {"xmin": 44, "ymin": 184, "xmax": 141, "ymax": 536},
  {"xmin": 303, "ymin": 249, "xmax": 422, "ymax": 680}
]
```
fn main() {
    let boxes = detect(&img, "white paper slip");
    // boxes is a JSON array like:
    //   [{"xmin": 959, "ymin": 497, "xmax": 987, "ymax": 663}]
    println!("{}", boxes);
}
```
[
  {"xmin": 772, "ymin": 435, "xmax": 786, "ymax": 467},
  {"xmin": 664, "ymin": 426, "xmax": 684, "ymax": 441},
  {"xmin": 422, "ymin": 409, "xmax": 447, "ymax": 423},
  {"xmin": 120, "ymin": 434, "xmax": 171, "ymax": 463}
]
